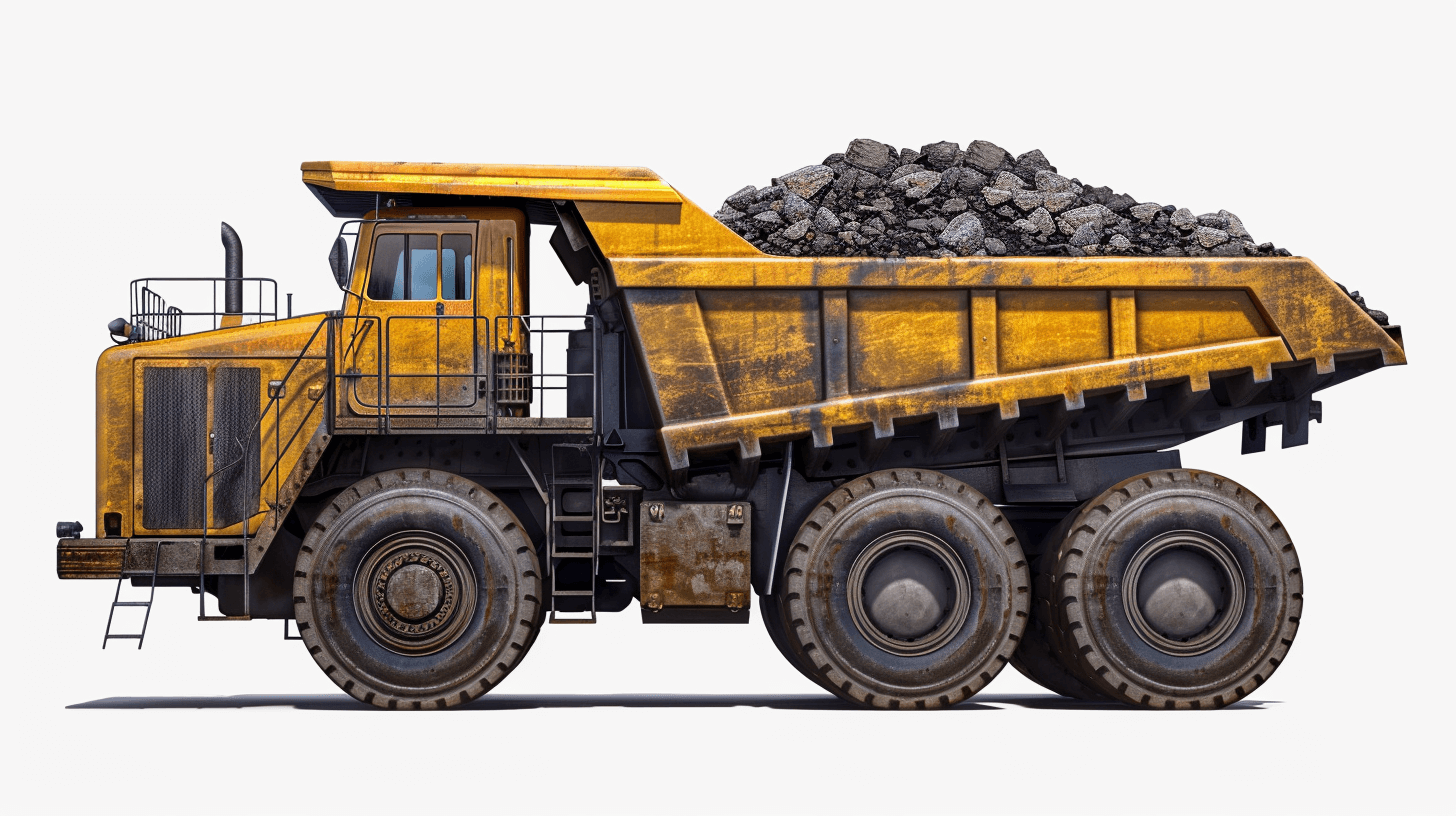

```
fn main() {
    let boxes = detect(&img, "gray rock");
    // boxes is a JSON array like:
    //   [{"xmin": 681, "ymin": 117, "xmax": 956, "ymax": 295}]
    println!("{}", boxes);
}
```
[
  {"xmin": 1129, "ymin": 203, "xmax": 1162, "ymax": 222},
  {"xmin": 907, "ymin": 218, "xmax": 933, "ymax": 232},
  {"xmin": 965, "ymin": 140, "xmax": 1011, "ymax": 173},
  {"xmin": 1194, "ymin": 226, "xmax": 1230, "ymax": 247},
  {"xmin": 1057, "ymin": 204, "xmax": 1112, "ymax": 235},
  {"xmin": 945, "ymin": 167, "xmax": 989, "ymax": 195},
  {"xmin": 1197, "ymin": 211, "xmax": 1229, "ymax": 229},
  {"xmin": 899, "ymin": 147, "xmax": 920, "ymax": 165},
  {"xmin": 989, "ymin": 171, "xmax": 1027, "ymax": 190},
  {"xmin": 1210, "ymin": 240, "xmax": 1245, "ymax": 257},
  {"xmin": 937, "ymin": 212, "xmax": 985, "ymax": 251},
  {"xmin": 984, "ymin": 237, "xmax": 1007, "ymax": 256},
  {"xmin": 778, "ymin": 165, "xmax": 835, "ymax": 200},
  {"xmin": 845, "ymin": 138, "xmax": 895, "ymax": 172},
  {"xmin": 1030, "ymin": 206, "xmax": 1054, "ymax": 236},
  {"xmin": 1019, "ymin": 149, "xmax": 1054, "ymax": 176},
  {"xmin": 782, "ymin": 193, "xmax": 815, "ymax": 223},
  {"xmin": 813, "ymin": 207, "xmax": 841, "ymax": 233},
  {"xmin": 870, "ymin": 196, "xmax": 895, "ymax": 211},
  {"xmin": 782, "ymin": 219, "xmax": 813, "ymax": 240},
  {"xmin": 1108, "ymin": 234, "xmax": 1132, "ymax": 249},
  {"xmin": 983, "ymin": 187, "xmax": 1013, "ymax": 206},
  {"xmin": 889, "ymin": 164, "xmax": 925, "ymax": 181},
  {"xmin": 754, "ymin": 185, "xmax": 787, "ymax": 202},
  {"xmin": 715, "ymin": 205, "xmax": 746, "ymax": 222},
  {"xmin": 1170, "ymin": 208, "xmax": 1198, "ymax": 231},
  {"xmin": 1042, "ymin": 190, "xmax": 1078, "ymax": 213},
  {"xmin": 920, "ymin": 141, "xmax": 962, "ymax": 170},
  {"xmin": 942, "ymin": 197, "xmax": 968, "ymax": 213},
  {"xmin": 811, "ymin": 235, "xmax": 841, "ymax": 254},
  {"xmin": 996, "ymin": 205, "xmax": 1018, "ymax": 219},
  {"xmin": 1013, "ymin": 217, "xmax": 1037, "ymax": 234},
  {"xmin": 892, "ymin": 170, "xmax": 943, "ymax": 199},
  {"xmin": 726, "ymin": 186, "xmax": 757, "ymax": 210},
  {"xmin": 1013, "ymin": 190, "xmax": 1045, "ymax": 212},
  {"xmin": 752, "ymin": 211, "xmax": 784, "ymax": 228},
  {"xmin": 927, "ymin": 217, "xmax": 948, "ymax": 231},
  {"xmin": 1034, "ymin": 170, "xmax": 1075, "ymax": 193},
  {"xmin": 1070, "ymin": 223, "xmax": 1101, "ymax": 247},
  {"xmin": 1223, "ymin": 210, "xmax": 1252, "ymax": 240}
]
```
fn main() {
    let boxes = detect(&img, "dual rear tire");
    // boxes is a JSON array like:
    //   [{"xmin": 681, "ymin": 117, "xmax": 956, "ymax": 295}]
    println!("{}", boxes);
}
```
[{"xmin": 769, "ymin": 467, "xmax": 1301, "ymax": 710}]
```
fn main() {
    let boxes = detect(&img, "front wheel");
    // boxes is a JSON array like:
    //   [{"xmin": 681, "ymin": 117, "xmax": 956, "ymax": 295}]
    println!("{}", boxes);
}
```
[
  {"xmin": 1047, "ymin": 469, "xmax": 1302, "ymax": 709},
  {"xmin": 294, "ymin": 469, "xmax": 544, "ymax": 709}
]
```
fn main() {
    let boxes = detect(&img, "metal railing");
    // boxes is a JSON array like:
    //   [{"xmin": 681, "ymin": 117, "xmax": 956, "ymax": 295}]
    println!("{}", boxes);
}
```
[
  {"xmin": 188, "ymin": 308, "xmax": 600, "ymax": 617},
  {"xmin": 493, "ymin": 314, "xmax": 597, "ymax": 425},
  {"xmin": 129, "ymin": 277, "xmax": 279, "ymax": 340}
]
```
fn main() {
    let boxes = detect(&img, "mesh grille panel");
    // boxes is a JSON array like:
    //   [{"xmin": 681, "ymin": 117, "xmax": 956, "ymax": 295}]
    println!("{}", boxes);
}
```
[
  {"xmin": 142, "ymin": 367, "xmax": 207, "ymax": 530},
  {"xmin": 212, "ymin": 368, "xmax": 260, "ymax": 527}
]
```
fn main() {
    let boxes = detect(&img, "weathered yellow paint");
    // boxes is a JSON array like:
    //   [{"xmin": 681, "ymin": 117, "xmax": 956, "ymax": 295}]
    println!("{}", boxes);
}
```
[
  {"xmin": 697, "ymin": 290, "xmax": 823, "ymax": 414},
  {"xmin": 1135, "ymin": 289, "xmax": 1269, "ymax": 353},
  {"xmin": 848, "ymin": 289, "xmax": 969, "ymax": 393},
  {"xmin": 997, "ymin": 290, "xmax": 1110, "ymax": 374},
  {"xmin": 302, "ymin": 161, "xmax": 682, "ymax": 203},
  {"xmin": 96, "ymin": 315, "xmax": 330, "ymax": 538}
]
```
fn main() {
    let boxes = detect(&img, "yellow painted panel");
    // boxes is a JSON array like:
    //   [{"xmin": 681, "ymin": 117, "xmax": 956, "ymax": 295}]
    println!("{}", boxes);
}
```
[
  {"xmin": 698, "ymin": 291, "xmax": 823, "ymax": 414},
  {"xmin": 848, "ymin": 290, "xmax": 969, "ymax": 394},
  {"xmin": 997, "ymin": 290, "xmax": 1110, "ymax": 373},
  {"xmin": 1136, "ymin": 290, "xmax": 1270, "ymax": 353}
]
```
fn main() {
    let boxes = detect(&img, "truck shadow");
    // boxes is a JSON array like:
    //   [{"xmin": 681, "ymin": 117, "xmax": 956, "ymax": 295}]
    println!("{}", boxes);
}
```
[{"xmin": 67, "ymin": 692, "xmax": 1272, "ymax": 712}]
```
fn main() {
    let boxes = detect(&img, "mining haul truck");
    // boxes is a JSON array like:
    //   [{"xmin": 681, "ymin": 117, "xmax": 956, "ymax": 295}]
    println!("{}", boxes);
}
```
[{"xmin": 55, "ymin": 162, "xmax": 1406, "ymax": 710}]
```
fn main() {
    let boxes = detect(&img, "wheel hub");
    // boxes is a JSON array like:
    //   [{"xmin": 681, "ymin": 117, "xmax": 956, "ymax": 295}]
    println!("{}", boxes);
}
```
[
  {"xmin": 355, "ymin": 532, "xmax": 477, "ymax": 655},
  {"xmin": 1123, "ymin": 531, "xmax": 1245, "ymax": 656},
  {"xmin": 848, "ymin": 532, "xmax": 970, "ymax": 656}
]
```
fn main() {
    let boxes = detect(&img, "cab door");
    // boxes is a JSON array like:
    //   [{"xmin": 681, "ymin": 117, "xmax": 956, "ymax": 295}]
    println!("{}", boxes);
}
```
[{"xmin": 342, "ymin": 220, "xmax": 481, "ymax": 417}]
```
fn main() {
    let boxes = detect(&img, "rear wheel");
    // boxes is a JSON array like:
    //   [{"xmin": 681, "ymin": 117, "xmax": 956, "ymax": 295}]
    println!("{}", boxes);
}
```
[
  {"xmin": 780, "ymin": 469, "xmax": 1028, "ymax": 709},
  {"xmin": 1048, "ymin": 469, "xmax": 1301, "ymax": 709},
  {"xmin": 1010, "ymin": 508, "xmax": 1112, "ymax": 702},
  {"xmin": 294, "ymin": 469, "xmax": 544, "ymax": 709}
]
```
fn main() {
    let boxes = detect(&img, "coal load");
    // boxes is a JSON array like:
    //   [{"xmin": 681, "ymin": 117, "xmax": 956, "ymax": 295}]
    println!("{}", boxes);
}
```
[{"xmin": 713, "ymin": 138, "xmax": 1292, "ymax": 260}]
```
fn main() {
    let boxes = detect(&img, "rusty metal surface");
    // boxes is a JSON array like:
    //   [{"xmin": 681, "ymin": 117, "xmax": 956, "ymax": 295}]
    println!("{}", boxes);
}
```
[
  {"xmin": 639, "ymin": 502, "xmax": 751, "ymax": 617},
  {"xmin": 56, "ymin": 540, "xmax": 126, "ymax": 579}
]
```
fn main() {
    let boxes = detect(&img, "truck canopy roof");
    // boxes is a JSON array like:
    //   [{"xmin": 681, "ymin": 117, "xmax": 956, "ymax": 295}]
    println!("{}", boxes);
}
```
[{"xmin": 302, "ymin": 161, "xmax": 682, "ymax": 219}]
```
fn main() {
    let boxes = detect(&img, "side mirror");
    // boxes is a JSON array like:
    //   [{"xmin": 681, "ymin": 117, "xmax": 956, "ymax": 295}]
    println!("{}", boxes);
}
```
[{"xmin": 328, "ymin": 237, "xmax": 351, "ymax": 289}]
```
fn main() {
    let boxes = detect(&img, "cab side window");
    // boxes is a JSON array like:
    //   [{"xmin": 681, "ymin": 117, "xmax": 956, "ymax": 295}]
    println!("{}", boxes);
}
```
[
  {"xmin": 441, "ymin": 234, "xmax": 473, "ymax": 300},
  {"xmin": 367, "ymin": 232, "xmax": 473, "ymax": 301}
]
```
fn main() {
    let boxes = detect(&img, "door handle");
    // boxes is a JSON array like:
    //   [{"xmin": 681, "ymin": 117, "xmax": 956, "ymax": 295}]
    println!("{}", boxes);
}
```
[{"xmin": 436, "ymin": 302, "xmax": 444, "ymax": 316}]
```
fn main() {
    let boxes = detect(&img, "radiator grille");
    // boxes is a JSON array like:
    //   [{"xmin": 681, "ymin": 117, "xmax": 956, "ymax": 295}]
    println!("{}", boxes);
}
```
[
  {"xmin": 142, "ymin": 367, "xmax": 207, "ymax": 530},
  {"xmin": 212, "ymin": 367, "xmax": 260, "ymax": 527}
]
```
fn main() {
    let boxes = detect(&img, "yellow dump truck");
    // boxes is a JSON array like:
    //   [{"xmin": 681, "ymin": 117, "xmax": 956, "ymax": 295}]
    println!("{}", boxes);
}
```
[{"xmin": 55, "ymin": 162, "xmax": 1405, "ymax": 710}]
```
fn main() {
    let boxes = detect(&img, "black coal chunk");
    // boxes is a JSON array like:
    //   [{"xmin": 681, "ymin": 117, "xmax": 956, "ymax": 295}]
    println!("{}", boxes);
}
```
[{"xmin": 714, "ymin": 137, "xmax": 1293, "ymax": 264}]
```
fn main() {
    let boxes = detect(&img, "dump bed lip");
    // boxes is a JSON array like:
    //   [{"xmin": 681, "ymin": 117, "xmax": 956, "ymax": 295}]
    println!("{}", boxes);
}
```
[{"xmin": 301, "ymin": 161, "xmax": 683, "ymax": 204}]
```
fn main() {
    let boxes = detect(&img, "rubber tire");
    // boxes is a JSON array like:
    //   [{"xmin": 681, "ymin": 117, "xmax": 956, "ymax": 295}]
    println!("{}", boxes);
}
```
[
  {"xmin": 781, "ymin": 469, "xmax": 1029, "ymax": 709},
  {"xmin": 760, "ymin": 589, "xmax": 840, "ymax": 694},
  {"xmin": 294, "ymin": 469, "xmax": 544, "ymax": 709},
  {"xmin": 1048, "ymin": 469, "xmax": 1302, "ymax": 709},
  {"xmin": 1009, "ymin": 507, "xmax": 1113, "ymax": 702}
]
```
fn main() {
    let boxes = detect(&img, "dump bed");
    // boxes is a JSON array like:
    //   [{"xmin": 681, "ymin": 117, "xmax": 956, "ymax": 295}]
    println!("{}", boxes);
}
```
[{"xmin": 304, "ymin": 162, "xmax": 1407, "ymax": 473}]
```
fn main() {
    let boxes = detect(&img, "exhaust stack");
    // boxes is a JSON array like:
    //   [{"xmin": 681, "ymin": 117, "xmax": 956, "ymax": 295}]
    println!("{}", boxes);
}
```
[{"xmin": 221, "ymin": 221, "xmax": 242, "ymax": 314}]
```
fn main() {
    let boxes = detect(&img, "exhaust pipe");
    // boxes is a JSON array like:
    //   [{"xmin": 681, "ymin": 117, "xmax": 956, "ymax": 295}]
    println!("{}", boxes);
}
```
[{"xmin": 221, "ymin": 221, "xmax": 243, "ymax": 314}]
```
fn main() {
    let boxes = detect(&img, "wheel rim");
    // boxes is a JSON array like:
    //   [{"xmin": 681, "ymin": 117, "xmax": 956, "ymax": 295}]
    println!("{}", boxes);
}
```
[
  {"xmin": 847, "ymin": 531, "xmax": 971, "ymax": 656},
  {"xmin": 354, "ymin": 530, "xmax": 478, "ymax": 656},
  {"xmin": 1122, "ymin": 530, "xmax": 1245, "ymax": 656}
]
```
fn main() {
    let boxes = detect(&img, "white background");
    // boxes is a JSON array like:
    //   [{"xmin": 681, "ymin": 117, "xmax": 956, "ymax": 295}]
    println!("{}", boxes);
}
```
[{"xmin": 4, "ymin": 2, "xmax": 1452, "ymax": 814}]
